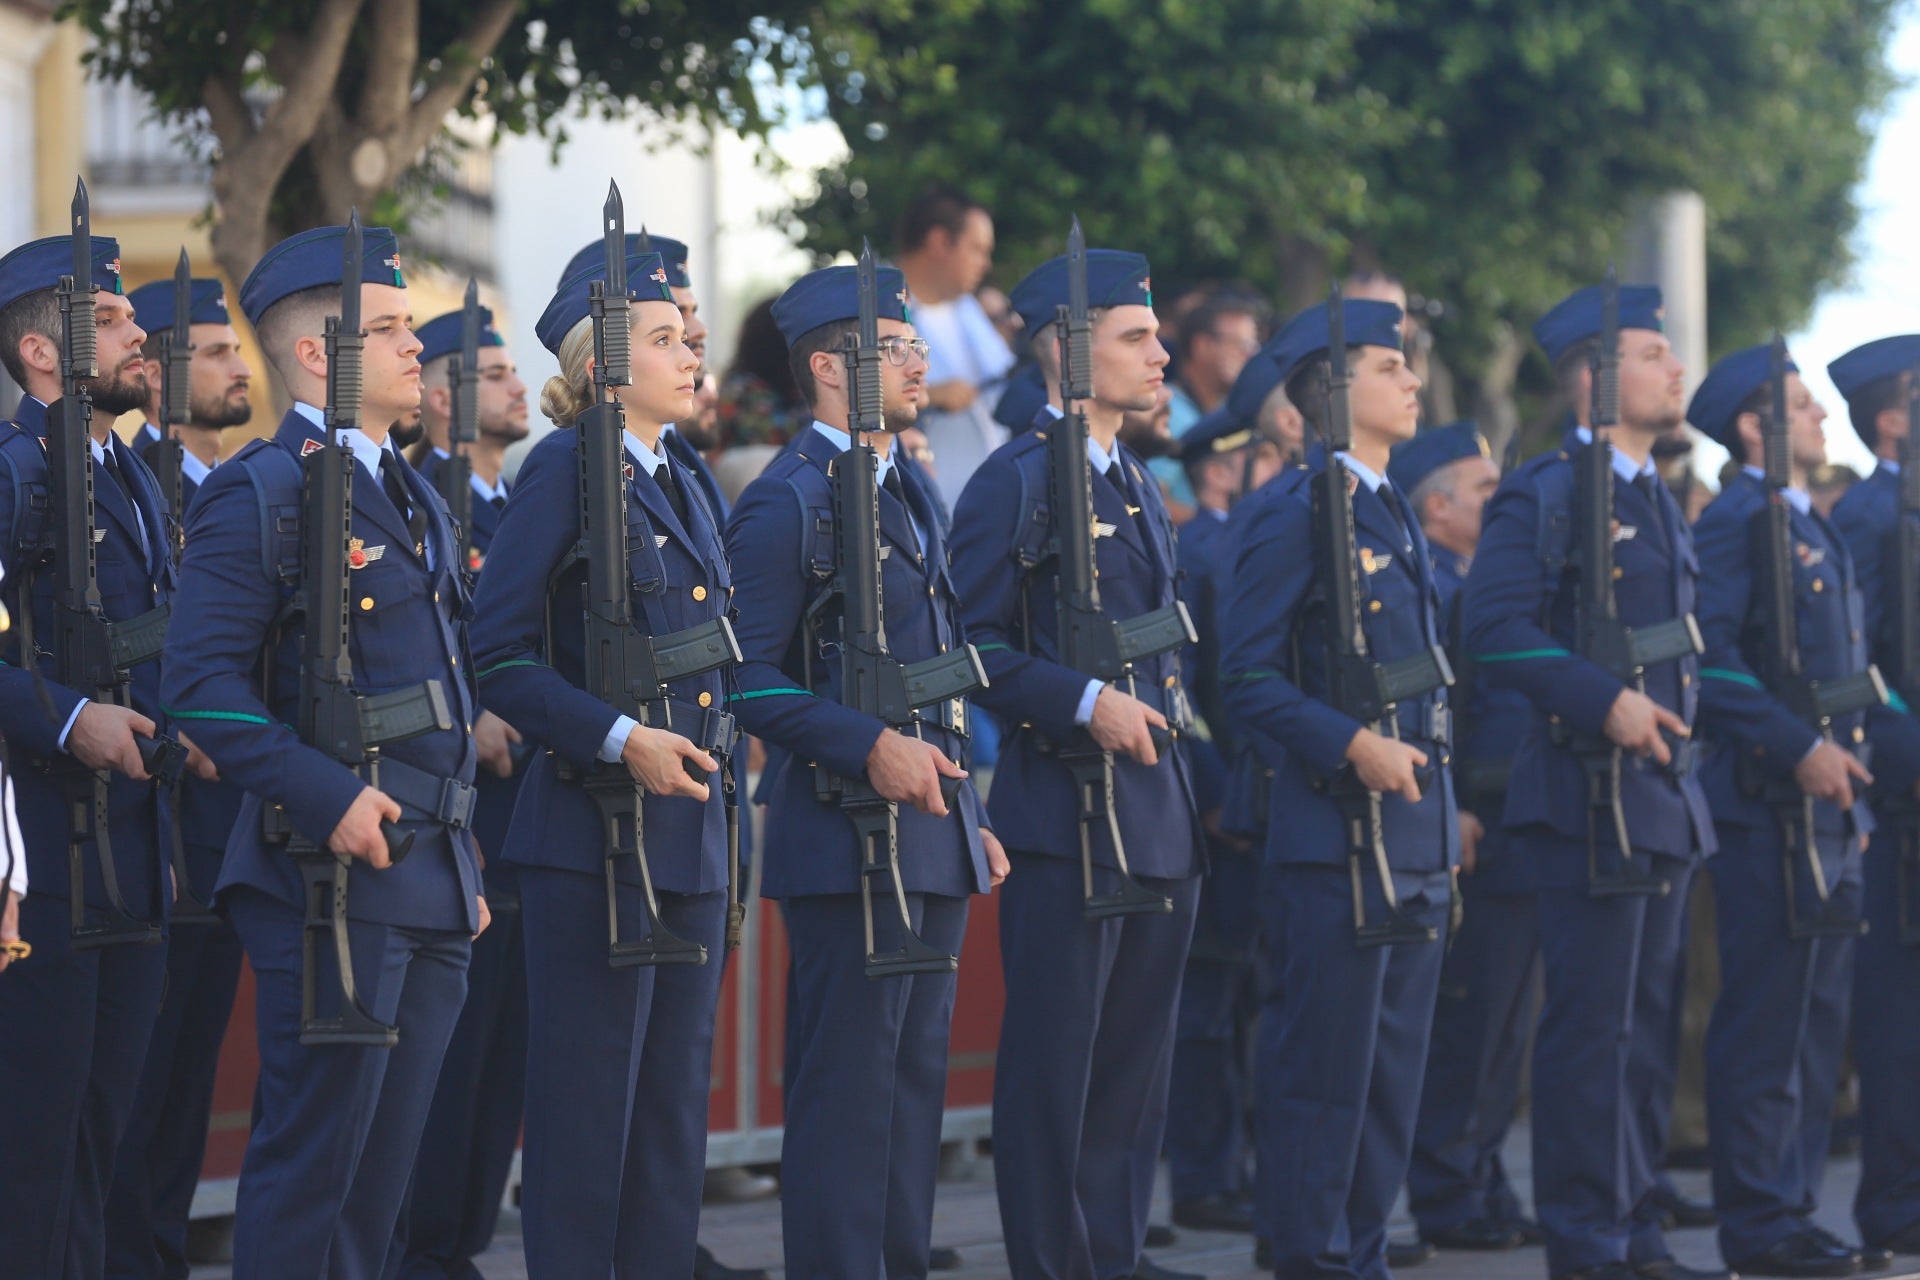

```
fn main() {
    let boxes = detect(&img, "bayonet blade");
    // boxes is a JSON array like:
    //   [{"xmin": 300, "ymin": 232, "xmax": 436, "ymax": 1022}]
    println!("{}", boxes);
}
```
[
  {"xmin": 165, "ymin": 248, "xmax": 192, "ymax": 427},
  {"xmin": 340, "ymin": 211, "xmax": 363, "ymax": 340},
  {"xmin": 454, "ymin": 276, "xmax": 480, "ymax": 445},
  {"xmin": 1767, "ymin": 333, "xmax": 1790, "ymax": 491}
]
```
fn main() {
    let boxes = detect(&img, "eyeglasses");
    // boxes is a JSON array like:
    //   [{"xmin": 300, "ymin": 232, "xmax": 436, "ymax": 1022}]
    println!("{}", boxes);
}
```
[{"xmin": 877, "ymin": 337, "xmax": 931, "ymax": 366}]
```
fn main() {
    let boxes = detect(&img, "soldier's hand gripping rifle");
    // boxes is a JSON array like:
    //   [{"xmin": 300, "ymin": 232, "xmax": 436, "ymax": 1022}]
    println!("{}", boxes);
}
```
[
  {"xmin": 1310, "ymin": 287, "xmax": 1452, "ymax": 947},
  {"xmin": 1044, "ymin": 219, "xmax": 1195, "ymax": 920},
  {"xmin": 568, "ymin": 181, "xmax": 742, "ymax": 969},
  {"xmin": 440, "ymin": 278, "xmax": 480, "ymax": 578},
  {"xmin": 34, "ymin": 177, "xmax": 181, "ymax": 948},
  {"xmin": 1565, "ymin": 269, "xmax": 1703, "ymax": 898},
  {"xmin": 272, "ymin": 212, "xmax": 457, "ymax": 1046},
  {"xmin": 1749, "ymin": 335, "xmax": 1883, "ymax": 938},
  {"xmin": 1885, "ymin": 359, "xmax": 1920, "ymax": 943},
  {"xmin": 150, "ymin": 249, "xmax": 219, "ymax": 926},
  {"xmin": 806, "ymin": 241, "xmax": 987, "ymax": 978}
]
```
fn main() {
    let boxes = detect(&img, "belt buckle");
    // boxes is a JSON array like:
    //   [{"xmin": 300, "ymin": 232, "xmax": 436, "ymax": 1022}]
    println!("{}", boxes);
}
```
[{"xmin": 437, "ymin": 777, "xmax": 473, "ymax": 827}]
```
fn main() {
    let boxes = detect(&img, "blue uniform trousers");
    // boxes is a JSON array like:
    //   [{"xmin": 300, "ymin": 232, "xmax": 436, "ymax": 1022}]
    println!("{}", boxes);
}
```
[
  {"xmin": 0, "ymin": 893, "xmax": 168, "ymax": 1280},
  {"xmin": 1255, "ymin": 864, "xmax": 1449, "ymax": 1280},
  {"xmin": 515, "ymin": 869, "xmax": 725, "ymax": 1280},
  {"xmin": 390, "ymin": 901, "xmax": 528, "ymax": 1280},
  {"xmin": 103, "ymin": 894, "xmax": 245, "ymax": 1280},
  {"xmin": 779, "ymin": 890, "xmax": 969, "ymax": 1280},
  {"xmin": 1531, "ymin": 839, "xmax": 1694, "ymax": 1275},
  {"xmin": 1406, "ymin": 883, "xmax": 1539, "ymax": 1235},
  {"xmin": 1166, "ymin": 844, "xmax": 1261, "ymax": 1205},
  {"xmin": 993, "ymin": 853, "xmax": 1200, "ymax": 1280},
  {"xmin": 1704, "ymin": 826, "xmax": 1858, "ymax": 1262},
  {"xmin": 1853, "ymin": 829, "xmax": 1920, "ymax": 1248},
  {"xmin": 225, "ymin": 888, "xmax": 470, "ymax": 1280}
]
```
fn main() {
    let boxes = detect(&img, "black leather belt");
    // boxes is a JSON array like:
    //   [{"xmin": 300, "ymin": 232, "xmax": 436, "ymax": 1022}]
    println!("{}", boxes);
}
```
[{"xmin": 371, "ymin": 758, "xmax": 479, "ymax": 829}]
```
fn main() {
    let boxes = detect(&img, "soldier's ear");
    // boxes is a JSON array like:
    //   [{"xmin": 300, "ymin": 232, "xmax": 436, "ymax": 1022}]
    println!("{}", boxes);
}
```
[
  {"xmin": 17, "ymin": 330, "xmax": 58, "ymax": 378},
  {"xmin": 1734, "ymin": 411, "xmax": 1765, "ymax": 461},
  {"xmin": 809, "ymin": 349, "xmax": 844, "ymax": 394},
  {"xmin": 292, "ymin": 331, "xmax": 329, "ymax": 381}
]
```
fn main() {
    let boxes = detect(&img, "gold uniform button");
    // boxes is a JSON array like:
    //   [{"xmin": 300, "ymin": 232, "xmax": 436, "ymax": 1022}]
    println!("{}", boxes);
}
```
[
  {"xmin": 698, "ymin": 692, "xmax": 713, "ymax": 708},
  {"xmin": 1164, "ymin": 675, "xmax": 1177, "ymax": 689},
  {"xmin": 1368, "ymin": 599, "xmax": 1383, "ymax": 613},
  {"xmin": 1612, "ymin": 566, "xmax": 1624, "ymax": 580},
  {"xmin": 434, "ymin": 591, "xmax": 441, "ymax": 603},
  {"xmin": 360, "ymin": 597, "xmax": 375, "ymax": 611},
  {"xmin": 1811, "ymin": 578, "xmax": 1825, "ymax": 593},
  {"xmin": 1854, "ymin": 726, "xmax": 1867, "ymax": 743},
  {"xmin": 1682, "ymin": 673, "xmax": 1691, "ymax": 687},
  {"xmin": 692, "ymin": 585, "xmax": 708, "ymax": 602}
]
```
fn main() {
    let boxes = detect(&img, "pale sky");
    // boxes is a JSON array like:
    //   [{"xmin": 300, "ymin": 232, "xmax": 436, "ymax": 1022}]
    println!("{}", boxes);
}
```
[{"xmin": 1775, "ymin": 12, "xmax": 1920, "ymax": 477}]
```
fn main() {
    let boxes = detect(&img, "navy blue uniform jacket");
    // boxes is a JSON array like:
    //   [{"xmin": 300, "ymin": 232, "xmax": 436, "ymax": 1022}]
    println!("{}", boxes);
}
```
[
  {"xmin": 470, "ymin": 427, "xmax": 730, "ymax": 893},
  {"xmin": 0, "ymin": 397, "xmax": 172, "ymax": 915},
  {"xmin": 160, "ymin": 409, "xmax": 481, "ymax": 933},
  {"xmin": 948, "ymin": 426, "xmax": 1200, "ymax": 878},
  {"xmin": 725, "ymin": 424, "xmax": 989, "ymax": 899},
  {"xmin": 1828, "ymin": 461, "xmax": 1920, "ymax": 799},
  {"xmin": 1218, "ymin": 449, "xmax": 1460, "ymax": 874},
  {"xmin": 1461, "ymin": 431, "xmax": 1714, "ymax": 862}
]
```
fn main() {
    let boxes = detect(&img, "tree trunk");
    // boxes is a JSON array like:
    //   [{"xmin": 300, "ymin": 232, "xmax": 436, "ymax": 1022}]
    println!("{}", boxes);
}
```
[{"xmin": 1469, "ymin": 325, "xmax": 1528, "ymax": 465}]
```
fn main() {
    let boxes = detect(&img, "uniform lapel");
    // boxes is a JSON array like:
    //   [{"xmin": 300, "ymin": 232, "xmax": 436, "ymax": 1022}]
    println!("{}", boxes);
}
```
[
  {"xmin": 1090, "ymin": 456, "xmax": 1148, "ymax": 560},
  {"xmin": 874, "ymin": 463, "xmax": 922, "ymax": 565},
  {"xmin": 627, "ymin": 452, "xmax": 695, "ymax": 554}
]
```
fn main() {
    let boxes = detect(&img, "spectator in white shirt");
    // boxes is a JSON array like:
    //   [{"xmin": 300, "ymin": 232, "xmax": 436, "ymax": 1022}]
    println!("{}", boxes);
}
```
[{"xmin": 895, "ymin": 185, "xmax": 1016, "ymax": 514}]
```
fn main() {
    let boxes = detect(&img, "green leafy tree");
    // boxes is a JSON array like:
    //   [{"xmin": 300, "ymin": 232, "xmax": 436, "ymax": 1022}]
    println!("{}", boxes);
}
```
[
  {"xmin": 794, "ymin": 0, "xmax": 1899, "ymax": 449},
  {"xmin": 63, "ymin": 0, "xmax": 827, "ymax": 288}
]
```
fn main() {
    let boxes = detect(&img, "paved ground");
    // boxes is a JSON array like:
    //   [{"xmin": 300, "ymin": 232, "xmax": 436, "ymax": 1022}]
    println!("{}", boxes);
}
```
[{"xmin": 190, "ymin": 1124, "xmax": 1920, "ymax": 1279}]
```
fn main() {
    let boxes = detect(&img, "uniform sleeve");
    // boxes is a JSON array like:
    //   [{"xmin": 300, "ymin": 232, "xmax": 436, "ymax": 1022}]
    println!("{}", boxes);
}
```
[
  {"xmin": 1690, "ymin": 499, "xmax": 1820, "ymax": 773},
  {"xmin": 469, "ymin": 441, "xmax": 630, "ymax": 770},
  {"xmin": 0, "ymin": 451, "xmax": 87, "ymax": 757},
  {"xmin": 1832, "ymin": 489, "xmax": 1920, "ymax": 792},
  {"xmin": 947, "ymin": 452, "xmax": 1098, "ymax": 739},
  {"xmin": 722, "ymin": 476, "xmax": 888, "ymax": 778},
  {"xmin": 158, "ymin": 466, "xmax": 367, "ymax": 848},
  {"xmin": 1219, "ymin": 491, "xmax": 1363, "ymax": 774},
  {"xmin": 1461, "ymin": 473, "xmax": 1626, "ymax": 736}
]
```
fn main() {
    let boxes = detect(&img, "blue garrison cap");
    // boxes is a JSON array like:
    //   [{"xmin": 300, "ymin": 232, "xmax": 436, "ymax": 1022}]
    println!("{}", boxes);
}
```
[
  {"xmin": 1223, "ymin": 349, "xmax": 1287, "ymax": 428},
  {"xmin": 994, "ymin": 361, "xmax": 1050, "ymax": 431},
  {"xmin": 1532, "ymin": 283, "xmax": 1664, "ymax": 366},
  {"xmin": 1008, "ymin": 250, "xmax": 1153, "ymax": 337},
  {"xmin": 1687, "ymin": 344, "xmax": 1799, "ymax": 449},
  {"xmin": 1181, "ymin": 405, "xmax": 1268, "ymax": 467},
  {"xmin": 535, "ymin": 252, "xmax": 675, "ymax": 355},
  {"xmin": 0, "ymin": 236, "xmax": 125, "ymax": 315},
  {"xmin": 561, "ymin": 233, "xmax": 691, "ymax": 290},
  {"xmin": 415, "ymin": 306, "xmax": 506, "ymax": 365},
  {"xmin": 770, "ymin": 264, "xmax": 912, "ymax": 348},
  {"xmin": 1827, "ymin": 335, "xmax": 1920, "ymax": 407},
  {"xmin": 239, "ymin": 225, "xmax": 406, "ymax": 326},
  {"xmin": 124, "ymin": 278, "xmax": 228, "ymax": 337},
  {"xmin": 1387, "ymin": 420, "xmax": 1491, "ymax": 496},
  {"xmin": 1266, "ymin": 299, "xmax": 1404, "ymax": 385}
]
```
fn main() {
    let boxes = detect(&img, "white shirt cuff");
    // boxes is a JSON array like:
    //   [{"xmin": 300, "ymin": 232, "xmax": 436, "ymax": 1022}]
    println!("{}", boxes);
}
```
[
  {"xmin": 1073, "ymin": 680, "xmax": 1105, "ymax": 727},
  {"xmin": 56, "ymin": 700, "xmax": 87, "ymax": 753},
  {"xmin": 600, "ymin": 715, "xmax": 640, "ymax": 764}
]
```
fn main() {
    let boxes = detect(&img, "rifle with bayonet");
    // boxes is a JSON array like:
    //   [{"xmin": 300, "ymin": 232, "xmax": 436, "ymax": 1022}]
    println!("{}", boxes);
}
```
[
  {"xmin": 564, "ymin": 180, "xmax": 744, "ymax": 968},
  {"xmin": 806, "ymin": 240, "xmax": 987, "ymax": 978},
  {"xmin": 1564, "ymin": 269, "xmax": 1704, "ymax": 898},
  {"xmin": 1884, "ymin": 360, "xmax": 1920, "ymax": 943},
  {"xmin": 440, "ymin": 278, "xmax": 480, "ymax": 577},
  {"xmin": 1041, "ymin": 218, "xmax": 1197, "ymax": 920},
  {"xmin": 267, "ymin": 211, "xmax": 457, "ymax": 1045},
  {"xmin": 1747, "ymin": 335, "xmax": 1883, "ymax": 938},
  {"xmin": 32, "ymin": 177, "xmax": 182, "ymax": 948},
  {"xmin": 149, "ymin": 249, "xmax": 219, "ymax": 927},
  {"xmin": 1309, "ymin": 285, "xmax": 1452, "ymax": 947}
]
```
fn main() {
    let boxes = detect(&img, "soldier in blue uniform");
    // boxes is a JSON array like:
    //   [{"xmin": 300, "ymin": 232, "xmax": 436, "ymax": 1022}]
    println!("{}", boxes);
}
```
[
  {"xmin": 1687, "ymin": 345, "xmax": 1887, "ymax": 1277},
  {"xmin": 725, "ymin": 263, "xmax": 1005, "ymax": 1280},
  {"xmin": 1824, "ymin": 334, "xmax": 1920, "ymax": 1261},
  {"xmin": 392, "ymin": 303, "xmax": 530, "ymax": 1280},
  {"xmin": 159, "ymin": 225, "xmax": 486, "ymax": 1280},
  {"xmin": 1162, "ymin": 370, "xmax": 1286, "ymax": 1238},
  {"xmin": 1219, "ymin": 299, "xmax": 1459, "ymax": 1279},
  {"xmin": 104, "ymin": 273, "xmax": 253, "ymax": 1280},
  {"xmin": 468, "ymin": 248, "xmax": 735, "ymax": 1279},
  {"xmin": 1463, "ymin": 283, "xmax": 1727, "ymax": 1280},
  {"xmin": 1391, "ymin": 421, "xmax": 1542, "ymax": 1254},
  {"xmin": 0, "ymin": 232, "xmax": 176, "ymax": 1280},
  {"xmin": 949, "ymin": 247, "xmax": 1203, "ymax": 1280}
]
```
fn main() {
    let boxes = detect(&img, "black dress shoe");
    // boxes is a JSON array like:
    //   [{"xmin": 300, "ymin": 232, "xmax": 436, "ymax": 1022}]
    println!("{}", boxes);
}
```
[
  {"xmin": 1424, "ymin": 1217, "xmax": 1527, "ymax": 1251},
  {"xmin": 1172, "ymin": 1193, "xmax": 1256, "ymax": 1233},
  {"xmin": 1870, "ymin": 1221, "xmax": 1920, "ymax": 1256},
  {"xmin": 1256, "ymin": 1237, "xmax": 1272, "ymax": 1269},
  {"xmin": 1806, "ymin": 1225, "xmax": 1887, "ymax": 1272},
  {"xmin": 1130, "ymin": 1258, "xmax": 1203, "ymax": 1280},
  {"xmin": 693, "ymin": 1245, "xmax": 773, "ymax": 1280},
  {"xmin": 1649, "ymin": 1186, "xmax": 1720, "ymax": 1230},
  {"xmin": 1145, "ymin": 1224, "xmax": 1179, "ymax": 1248},
  {"xmin": 1727, "ymin": 1230, "xmax": 1859, "ymax": 1277},
  {"xmin": 1551, "ymin": 1267, "xmax": 1640, "ymax": 1280},
  {"xmin": 928, "ymin": 1246, "xmax": 963, "ymax": 1271},
  {"xmin": 1633, "ymin": 1260, "xmax": 1739, "ymax": 1280},
  {"xmin": 1388, "ymin": 1238, "xmax": 1437, "ymax": 1267},
  {"xmin": 1500, "ymin": 1214, "xmax": 1546, "ymax": 1246}
]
